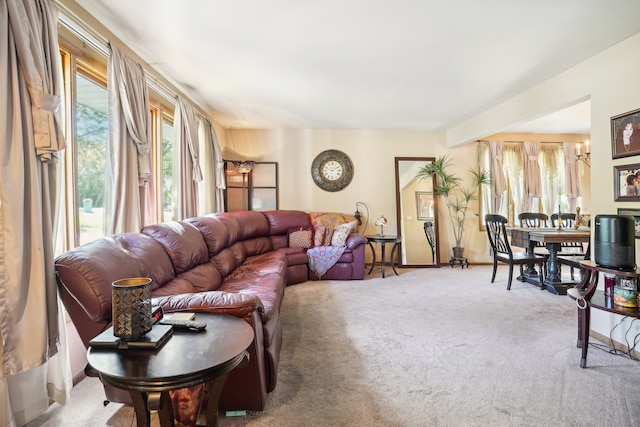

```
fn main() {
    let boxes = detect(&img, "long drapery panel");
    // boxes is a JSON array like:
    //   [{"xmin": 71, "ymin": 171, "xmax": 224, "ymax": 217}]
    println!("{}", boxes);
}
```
[
  {"xmin": 523, "ymin": 141, "xmax": 542, "ymax": 211},
  {"xmin": 175, "ymin": 97, "xmax": 202, "ymax": 219},
  {"xmin": 211, "ymin": 120, "xmax": 226, "ymax": 213},
  {"xmin": 197, "ymin": 118, "xmax": 224, "ymax": 214},
  {"xmin": 105, "ymin": 44, "xmax": 152, "ymax": 233},
  {"xmin": 563, "ymin": 142, "xmax": 581, "ymax": 213},
  {"xmin": 489, "ymin": 141, "xmax": 506, "ymax": 214},
  {"xmin": 1, "ymin": 0, "xmax": 72, "ymax": 425}
]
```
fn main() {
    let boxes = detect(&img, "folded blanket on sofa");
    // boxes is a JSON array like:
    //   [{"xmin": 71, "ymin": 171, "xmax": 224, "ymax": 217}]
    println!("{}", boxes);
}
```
[{"xmin": 307, "ymin": 246, "xmax": 346, "ymax": 278}]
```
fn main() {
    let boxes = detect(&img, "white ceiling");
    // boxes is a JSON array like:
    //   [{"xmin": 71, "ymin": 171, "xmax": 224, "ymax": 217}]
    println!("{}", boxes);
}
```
[{"xmin": 74, "ymin": 0, "xmax": 640, "ymax": 134}]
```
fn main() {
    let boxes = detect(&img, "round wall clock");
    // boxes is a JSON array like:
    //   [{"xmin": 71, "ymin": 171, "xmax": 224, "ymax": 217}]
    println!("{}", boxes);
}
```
[{"xmin": 311, "ymin": 149, "xmax": 354, "ymax": 192}]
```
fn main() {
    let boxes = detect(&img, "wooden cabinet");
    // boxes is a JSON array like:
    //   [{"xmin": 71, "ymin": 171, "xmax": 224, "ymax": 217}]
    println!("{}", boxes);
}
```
[{"xmin": 224, "ymin": 161, "xmax": 278, "ymax": 212}]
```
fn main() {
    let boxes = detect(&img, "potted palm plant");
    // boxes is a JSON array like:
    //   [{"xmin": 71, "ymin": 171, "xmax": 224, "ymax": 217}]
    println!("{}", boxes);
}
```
[{"xmin": 416, "ymin": 155, "xmax": 490, "ymax": 259}]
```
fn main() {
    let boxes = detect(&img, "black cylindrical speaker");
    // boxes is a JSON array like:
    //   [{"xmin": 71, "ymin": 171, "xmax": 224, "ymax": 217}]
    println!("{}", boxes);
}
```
[{"xmin": 594, "ymin": 214, "xmax": 636, "ymax": 270}]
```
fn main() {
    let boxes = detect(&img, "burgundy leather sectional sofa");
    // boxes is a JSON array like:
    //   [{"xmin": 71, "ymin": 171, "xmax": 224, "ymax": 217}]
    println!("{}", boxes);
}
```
[{"xmin": 55, "ymin": 209, "xmax": 366, "ymax": 411}]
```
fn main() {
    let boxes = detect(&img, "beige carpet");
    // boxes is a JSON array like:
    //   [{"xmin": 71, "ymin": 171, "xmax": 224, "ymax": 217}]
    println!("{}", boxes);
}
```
[{"xmin": 27, "ymin": 265, "xmax": 640, "ymax": 426}]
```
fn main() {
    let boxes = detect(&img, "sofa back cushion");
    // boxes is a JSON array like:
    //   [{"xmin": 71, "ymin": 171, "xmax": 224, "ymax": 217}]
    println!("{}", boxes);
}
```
[
  {"xmin": 142, "ymin": 221, "xmax": 209, "ymax": 273},
  {"xmin": 225, "ymin": 210, "xmax": 272, "ymax": 255},
  {"xmin": 55, "ymin": 233, "xmax": 174, "ymax": 323},
  {"xmin": 309, "ymin": 212, "xmax": 358, "ymax": 230},
  {"xmin": 263, "ymin": 210, "xmax": 311, "ymax": 249},
  {"xmin": 186, "ymin": 216, "xmax": 229, "ymax": 256},
  {"xmin": 141, "ymin": 221, "xmax": 223, "ymax": 292}
]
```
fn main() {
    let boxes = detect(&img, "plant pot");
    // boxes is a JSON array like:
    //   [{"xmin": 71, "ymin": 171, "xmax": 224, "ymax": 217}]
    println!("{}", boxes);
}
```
[{"xmin": 452, "ymin": 246, "xmax": 464, "ymax": 258}]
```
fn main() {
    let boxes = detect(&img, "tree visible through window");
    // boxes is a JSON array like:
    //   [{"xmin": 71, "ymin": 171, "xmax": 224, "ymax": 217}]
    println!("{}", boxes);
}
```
[
  {"xmin": 76, "ymin": 72, "xmax": 108, "ymax": 245},
  {"xmin": 162, "ymin": 119, "xmax": 175, "ymax": 222}
]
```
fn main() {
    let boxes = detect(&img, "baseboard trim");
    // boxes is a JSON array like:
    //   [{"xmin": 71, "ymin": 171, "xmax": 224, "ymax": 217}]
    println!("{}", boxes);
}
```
[{"xmin": 590, "ymin": 330, "xmax": 640, "ymax": 360}]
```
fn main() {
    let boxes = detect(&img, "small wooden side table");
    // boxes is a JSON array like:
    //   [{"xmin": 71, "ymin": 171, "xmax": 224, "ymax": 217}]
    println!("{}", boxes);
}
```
[
  {"xmin": 87, "ymin": 313, "xmax": 254, "ymax": 427},
  {"xmin": 567, "ymin": 260, "xmax": 640, "ymax": 368},
  {"xmin": 366, "ymin": 235, "xmax": 401, "ymax": 278}
]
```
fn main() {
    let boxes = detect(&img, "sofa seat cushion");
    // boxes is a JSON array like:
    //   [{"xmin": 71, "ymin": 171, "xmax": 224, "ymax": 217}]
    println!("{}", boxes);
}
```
[
  {"xmin": 218, "ymin": 252, "xmax": 287, "ymax": 324},
  {"xmin": 276, "ymin": 247, "xmax": 308, "ymax": 266}
]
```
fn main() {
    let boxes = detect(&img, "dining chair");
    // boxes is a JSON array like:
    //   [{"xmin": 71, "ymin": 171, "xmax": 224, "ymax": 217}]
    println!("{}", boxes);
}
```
[
  {"xmin": 423, "ymin": 221, "xmax": 436, "ymax": 263},
  {"xmin": 517, "ymin": 212, "xmax": 550, "ymax": 271},
  {"xmin": 550, "ymin": 213, "xmax": 577, "ymax": 228},
  {"xmin": 485, "ymin": 214, "xmax": 546, "ymax": 290},
  {"xmin": 518, "ymin": 212, "xmax": 549, "ymax": 228},
  {"xmin": 550, "ymin": 213, "xmax": 587, "ymax": 279}
]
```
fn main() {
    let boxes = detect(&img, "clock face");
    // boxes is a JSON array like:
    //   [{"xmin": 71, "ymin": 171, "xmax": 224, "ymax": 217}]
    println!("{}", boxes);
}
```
[
  {"xmin": 311, "ymin": 150, "xmax": 354, "ymax": 192},
  {"xmin": 322, "ymin": 160, "xmax": 343, "ymax": 181}
]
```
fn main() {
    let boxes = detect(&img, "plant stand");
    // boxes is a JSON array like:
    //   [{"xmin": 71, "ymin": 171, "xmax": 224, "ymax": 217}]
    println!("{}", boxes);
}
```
[{"xmin": 449, "ymin": 256, "xmax": 469, "ymax": 268}]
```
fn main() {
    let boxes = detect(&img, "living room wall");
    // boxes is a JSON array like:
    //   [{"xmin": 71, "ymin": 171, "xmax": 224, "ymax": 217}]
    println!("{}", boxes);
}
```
[
  {"xmin": 221, "ymin": 128, "xmax": 491, "ymax": 263},
  {"xmin": 219, "ymin": 31, "xmax": 640, "ymax": 345}
]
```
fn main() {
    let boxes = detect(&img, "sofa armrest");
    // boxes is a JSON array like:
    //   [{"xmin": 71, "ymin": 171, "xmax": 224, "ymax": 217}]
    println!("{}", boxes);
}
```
[
  {"xmin": 152, "ymin": 291, "xmax": 264, "ymax": 318},
  {"xmin": 346, "ymin": 233, "xmax": 367, "ymax": 250}
]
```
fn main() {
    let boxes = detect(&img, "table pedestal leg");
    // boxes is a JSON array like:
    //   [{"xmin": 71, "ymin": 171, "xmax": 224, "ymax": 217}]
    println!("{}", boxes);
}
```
[
  {"xmin": 389, "ymin": 242, "xmax": 400, "ymax": 276},
  {"xmin": 518, "ymin": 242, "xmax": 541, "ymax": 282},
  {"xmin": 129, "ymin": 390, "xmax": 174, "ymax": 427},
  {"xmin": 380, "ymin": 242, "xmax": 387, "ymax": 278},
  {"xmin": 130, "ymin": 391, "xmax": 152, "ymax": 427},
  {"xmin": 367, "ymin": 242, "xmax": 376, "ymax": 274},
  {"xmin": 543, "ymin": 242, "xmax": 568, "ymax": 295},
  {"xmin": 204, "ymin": 353, "xmax": 249, "ymax": 427}
]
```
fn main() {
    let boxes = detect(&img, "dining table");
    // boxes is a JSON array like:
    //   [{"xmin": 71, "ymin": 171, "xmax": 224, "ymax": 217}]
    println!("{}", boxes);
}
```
[{"xmin": 508, "ymin": 226, "xmax": 591, "ymax": 295}]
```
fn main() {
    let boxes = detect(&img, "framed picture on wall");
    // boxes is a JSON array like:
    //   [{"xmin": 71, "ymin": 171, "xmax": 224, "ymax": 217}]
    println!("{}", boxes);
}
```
[
  {"xmin": 617, "ymin": 208, "xmax": 640, "ymax": 239},
  {"xmin": 415, "ymin": 191, "xmax": 434, "ymax": 220},
  {"xmin": 614, "ymin": 163, "xmax": 640, "ymax": 201},
  {"xmin": 611, "ymin": 108, "xmax": 640, "ymax": 159}
]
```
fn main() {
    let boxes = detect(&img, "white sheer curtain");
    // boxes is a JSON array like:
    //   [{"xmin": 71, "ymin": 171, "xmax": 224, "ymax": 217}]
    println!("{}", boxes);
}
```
[
  {"xmin": 539, "ymin": 144, "xmax": 561, "ymax": 216},
  {"xmin": 504, "ymin": 145, "xmax": 525, "ymax": 222},
  {"xmin": 523, "ymin": 141, "xmax": 542, "ymax": 212},
  {"xmin": 564, "ymin": 142, "xmax": 581, "ymax": 212},
  {"xmin": 105, "ymin": 44, "xmax": 152, "ymax": 233},
  {"xmin": 175, "ymin": 96, "xmax": 203, "ymax": 220},
  {"xmin": 1, "ymin": 1, "xmax": 72, "ymax": 425},
  {"xmin": 489, "ymin": 141, "xmax": 506, "ymax": 214},
  {"xmin": 479, "ymin": 143, "xmax": 492, "ymax": 219},
  {"xmin": 197, "ymin": 118, "xmax": 224, "ymax": 214}
]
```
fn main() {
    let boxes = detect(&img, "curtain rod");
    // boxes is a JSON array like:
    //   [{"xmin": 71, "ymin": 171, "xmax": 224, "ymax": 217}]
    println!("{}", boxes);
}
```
[{"xmin": 477, "ymin": 139, "xmax": 583, "ymax": 144}]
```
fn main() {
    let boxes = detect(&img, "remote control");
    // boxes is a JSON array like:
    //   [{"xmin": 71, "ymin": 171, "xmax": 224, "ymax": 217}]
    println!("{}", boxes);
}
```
[{"xmin": 159, "ymin": 319, "xmax": 207, "ymax": 331}]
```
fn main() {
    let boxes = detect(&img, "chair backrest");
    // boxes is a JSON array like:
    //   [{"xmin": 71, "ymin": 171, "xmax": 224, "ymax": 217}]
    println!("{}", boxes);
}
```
[
  {"xmin": 518, "ymin": 212, "xmax": 548, "ymax": 228},
  {"xmin": 485, "ymin": 214, "xmax": 513, "ymax": 256},
  {"xmin": 550, "ymin": 213, "xmax": 576, "ymax": 228},
  {"xmin": 550, "ymin": 213, "xmax": 583, "ymax": 250},
  {"xmin": 423, "ymin": 221, "xmax": 435, "ymax": 260}
]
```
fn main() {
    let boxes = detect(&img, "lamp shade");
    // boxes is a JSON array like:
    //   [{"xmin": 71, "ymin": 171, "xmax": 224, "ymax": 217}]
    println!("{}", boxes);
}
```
[
  {"xmin": 232, "ymin": 160, "xmax": 255, "ymax": 174},
  {"xmin": 112, "ymin": 277, "xmax": 152, "ymax": 341}
]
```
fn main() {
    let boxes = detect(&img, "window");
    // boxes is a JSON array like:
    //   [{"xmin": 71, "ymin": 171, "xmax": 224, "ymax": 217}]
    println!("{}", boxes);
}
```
[
  {"xmin": 250, "ymin": 162, "xmax": 278, "ymax": 211},
  {"xmin": 58, "ymin": 18, "xmax": 177, "ymax": 251},
  {"xmin": 58, "ymin": 38, "xmax": 109, "ymax": 249},
  {"xmin": 479, "ymin": 141, "xmax": 584, "ymax": 226},
  {"xmin": 160, "ymin": 115, "xmax": 175, "ymax": 222},
  {"xmin": 75, "ymin": 68, "xmax": 108, "ymax": 245}
]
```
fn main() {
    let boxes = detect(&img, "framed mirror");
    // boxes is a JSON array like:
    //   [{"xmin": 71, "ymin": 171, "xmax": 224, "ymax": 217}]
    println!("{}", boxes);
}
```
[{"xmin": 394, "ymin": 157, "xmax": 440, "ymax": 267}]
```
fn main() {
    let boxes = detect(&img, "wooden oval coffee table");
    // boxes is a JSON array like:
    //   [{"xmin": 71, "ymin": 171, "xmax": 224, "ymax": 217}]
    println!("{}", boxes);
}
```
[{"xmin": 87, "ymin": 313, "xmax": 254, "ymax": 427}]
